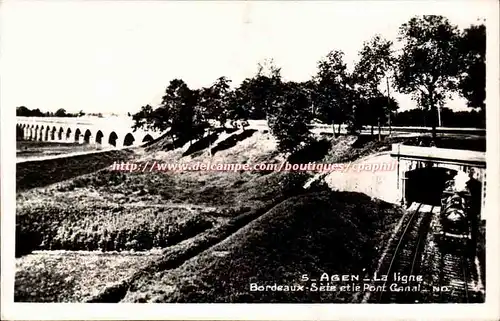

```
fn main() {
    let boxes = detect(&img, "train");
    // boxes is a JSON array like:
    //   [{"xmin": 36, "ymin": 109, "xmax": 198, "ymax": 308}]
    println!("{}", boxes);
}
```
[{"xmin": 435, "ymin": 172, "xmax": 479, "ymax": 254}]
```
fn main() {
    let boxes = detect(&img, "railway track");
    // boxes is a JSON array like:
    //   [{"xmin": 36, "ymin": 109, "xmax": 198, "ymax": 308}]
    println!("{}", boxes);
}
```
[
  {"xmin": 363, "ymin": 201, "xmax": 484, "ymax": 304},
  {"xmin": 376, "ymin": 202, "xmax": 432, "ymax": 303},
  {"xmin": 436, "ymin": 253, "xmax": 470, "ymax": 302},
  {"xmin": 426, "ymin": 211, "xmax": 483, "ymax": 303}
]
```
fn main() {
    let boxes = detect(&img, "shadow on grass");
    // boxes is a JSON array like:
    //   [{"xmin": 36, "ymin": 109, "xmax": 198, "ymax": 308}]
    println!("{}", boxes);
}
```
[
  {"xmin": 210, "ymin": 129, "xmax": 257, "ymax": 156},
  {"xmin": 182, "ymin": 129, "xmax": 224, "ymax": 157},
  {"xmin": 287, "ymin": 139, "xmax": 331, "ymax": 164}
]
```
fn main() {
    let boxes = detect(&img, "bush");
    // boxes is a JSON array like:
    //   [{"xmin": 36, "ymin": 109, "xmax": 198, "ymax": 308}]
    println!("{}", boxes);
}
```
[{"xmin": 16, "ymin": 203, "xmax": 213, "ymax": 255}]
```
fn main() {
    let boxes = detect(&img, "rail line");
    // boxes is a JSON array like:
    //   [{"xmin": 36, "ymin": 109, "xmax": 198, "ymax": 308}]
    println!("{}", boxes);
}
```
[
  {"xmin": 422, "ymin": 205, "xmax": 484, "ymax": 303},
  {"xmin": 436, "ymin": 252, "xmax": 473, "ymax": 303},
  {"xmin": 377, "ymin": 202, "xmax": 433, "ymax": 303}
]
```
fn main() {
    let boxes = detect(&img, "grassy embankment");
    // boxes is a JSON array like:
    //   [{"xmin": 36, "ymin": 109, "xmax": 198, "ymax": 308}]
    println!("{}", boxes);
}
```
[{"xmin": 16, "ymin": 131, "xmax": 301, "ymax": 301}]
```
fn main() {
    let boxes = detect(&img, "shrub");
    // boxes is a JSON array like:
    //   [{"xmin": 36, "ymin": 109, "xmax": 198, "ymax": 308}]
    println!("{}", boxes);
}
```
[{"xmin": 16, "ymin": 203, "xmax": 214, "ymax": 255}]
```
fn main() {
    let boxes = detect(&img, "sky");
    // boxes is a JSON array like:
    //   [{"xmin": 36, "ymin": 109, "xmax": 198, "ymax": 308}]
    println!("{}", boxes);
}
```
[{"xmin": 0, "ymin": 0, "xmax": 494, "ymax": 115}]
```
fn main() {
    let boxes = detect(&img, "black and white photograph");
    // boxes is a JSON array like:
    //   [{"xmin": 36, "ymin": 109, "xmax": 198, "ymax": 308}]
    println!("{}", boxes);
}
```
[{"xmin": 1, "ymin": 0, "xmax": 499, "ymax": 320}]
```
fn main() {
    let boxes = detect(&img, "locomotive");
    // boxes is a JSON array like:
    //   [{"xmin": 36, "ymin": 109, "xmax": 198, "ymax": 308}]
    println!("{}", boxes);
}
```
[
  {"xmin": 435, "ymin": 171, "xmax": 478, "ymax": 253},
  {"xmin": 440, "ymin": 180, "xmax": 471, "ymax": 239}
]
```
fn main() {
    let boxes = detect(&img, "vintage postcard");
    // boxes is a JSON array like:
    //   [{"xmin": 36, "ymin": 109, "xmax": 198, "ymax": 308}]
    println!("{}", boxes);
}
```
[{"xmin": 1, "ymin": 0, "xmax": 499, "ymax": 320}]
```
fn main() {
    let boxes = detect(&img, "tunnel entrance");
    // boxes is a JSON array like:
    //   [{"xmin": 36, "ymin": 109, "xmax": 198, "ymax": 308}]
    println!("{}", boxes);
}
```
[{"xmin": 405, "ymin": 166, "xmax": 457, "ymax": 206}]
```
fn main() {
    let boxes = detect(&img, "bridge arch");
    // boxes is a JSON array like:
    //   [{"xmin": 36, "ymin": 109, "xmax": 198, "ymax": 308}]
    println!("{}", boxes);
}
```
[
  {"xmin": 20, "ymin": 124, "xmax": 25, "ymax": 139},
  {"xmin": 28, "ymin": 125, "xmax": 34, "ymax": 140},
  {"xmin": 66, "ymin": 128, "xmax": 72, "ymax": 140},
  {"xmin": 44, "ymin": 126, "xmax": 50, "ymax": 141},
  {"xmin": 38, "ymin": 126, "xmax": 44, "ymax": 141},
  {"xmin": 108, "ymin": 132, "xmax": 118, "ymax": 147},
  {"xmin": 50, "ymin": 126, "xmax": 57, "ymax": 141},
  {"xmin": 74, "ymin": 128, "xmax": 81, "ymax": 142},
  {"xmin": 33, "ymin": 125, "xmax": 39, "ymax": 141},
  {"xmin": 16, "ymin": 124, "xmax": 23, "ymax": 140},
  {"xmin": 25, "ymin": 125, "xmax": 31, "ymax": 140},
  {"xmin": 142, "ymin": 134, "xmax": 154, "ymax": 144},
  {"xmin": 58, "ymin": 127, "xmax": 64, "ymax": 140},
  {"xmin": 95, "ymin": 130, "xmax": 104, "ymax": 145},
  {"xmin": 123, "ymin": 133, "xmax": 135, "ymax": 146},
  {"xmin": 24, "ymin": 125, "xmax": 29, "ymax": 139},
  {"xmin": 84, "ymin": 129, "xmax": 92, "ymax": 144}
]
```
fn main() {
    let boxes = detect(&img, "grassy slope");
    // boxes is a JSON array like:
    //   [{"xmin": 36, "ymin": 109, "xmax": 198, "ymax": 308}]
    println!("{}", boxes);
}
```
[
  {"xmin": 16, "ymin": 132, "xmax": 289, "ymax": 257},
  {"xmin": 122, "ymin": 191, "xmax": 403, "ymax": 303},
  {"xmin": 16, "ymin": 131, "xmax": 306, "ymax": 301},
  {"xmin": 15, "ymin": 251, "xmax": 162, "ymax": 302}
]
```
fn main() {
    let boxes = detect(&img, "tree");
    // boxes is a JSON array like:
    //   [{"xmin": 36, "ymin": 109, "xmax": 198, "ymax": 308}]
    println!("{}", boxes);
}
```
[
  {"xmin": 16, "ymin": 106, "xmax": 31, "ymax": 116},
  {"xmin": 131, "ymin": 79, "xmax": 204, "ymax": 145},
  {"xmin": 267, "ymin": 81, "xmax": 312, "ymax": 153},
  {"xmin": 239, "ymin": 59, "xmax": 282, "ymax": 120},
  {"xmin": 174, "ymin": 88, "xmax": 206, "ymax": 145},
  {"xmin": 132, "ymin": 105, "xmax": 156, "ymax": 132},
  {"xmin": 31, "ymin": 109, "xmax": 44, "ymax": 117},
  {"xmin": 54, "ymin": 108, "xmax": 67, "ymax": 117},
  {"xmin": 197, "ymin": 76, "xmax": 233, "ymax": 155},
  {"xmin": 354, "ymin": 35, "xmax": 396, "ymax": 139},
  {"xmin": 298, "ymin": 80, "xmax": 319, "ymax": 119},
  {"xmin": 394, "ymin": 15, "xmax": 461, "ymax": 140},
  {"xmin": 315, "ymin": 50, "xmax": 352, "ymax": 138},
  {"xmin": 457, "ymin": 23, "xmax": 486, "ymax": 111},
  {"xmin": 226, "ymin": 87, "xmax": 250, "ymax": 128}
]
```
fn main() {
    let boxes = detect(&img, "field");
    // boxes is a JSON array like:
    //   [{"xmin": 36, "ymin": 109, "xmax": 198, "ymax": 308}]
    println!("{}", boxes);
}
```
[
  {"xmin": 17, "ymin": 141, "xmax": 103, "ymax": 160},
  {"xmin": 14, "ymin": 130, "xmax": 486, "ymax": 302},
  {"xmin": 15, "ymin": 250, "xmax": 162, "ymax": 302},
  {"xmin": 16, "ymin": 149, "xmax": 133, "ymax": 191}
]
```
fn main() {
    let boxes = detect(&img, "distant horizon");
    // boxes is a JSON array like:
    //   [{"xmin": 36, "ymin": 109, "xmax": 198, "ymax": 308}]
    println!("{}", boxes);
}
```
[{"xmin": 1, "ymin": 1, "xmax": 491, "ymax": 114}]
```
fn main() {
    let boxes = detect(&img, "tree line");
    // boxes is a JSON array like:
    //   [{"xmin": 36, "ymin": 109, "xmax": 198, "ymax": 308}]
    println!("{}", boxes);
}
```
[
  {"xmin": 132, "ymin": 16, "xmax": 485, "ymax": 153},
  {"xmin": 16, "ymin": 107, "xmax": 86, "ymax": 118},
  {"xmin": 392, "ymin": 108, "xmax": 485, "ymax": 128}
]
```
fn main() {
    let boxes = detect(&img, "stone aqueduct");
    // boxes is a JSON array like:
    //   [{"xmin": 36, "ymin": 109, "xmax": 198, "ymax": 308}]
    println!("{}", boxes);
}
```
[{"xmin": 16, "ymin": 116, "xmax": 161, "ymax": 148}]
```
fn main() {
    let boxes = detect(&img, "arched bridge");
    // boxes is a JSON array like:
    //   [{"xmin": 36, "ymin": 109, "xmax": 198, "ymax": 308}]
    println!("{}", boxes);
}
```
[
  {"xmin": 391, "ymin": 144, "xmax": 487, "ymax": 217},
  {"xmin": 16, "ymin": 116, "xmax": 162, "ymax": 148}
]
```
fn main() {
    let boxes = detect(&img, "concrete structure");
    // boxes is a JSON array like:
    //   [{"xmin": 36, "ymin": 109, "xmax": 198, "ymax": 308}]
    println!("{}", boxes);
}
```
[
  {"xmin": 390, "ymin": 144, "xmax": 487, "ymax": 217},
  {"xmin": 16, "ymin": 116, "xmax": 162, "ymax": 148}
]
